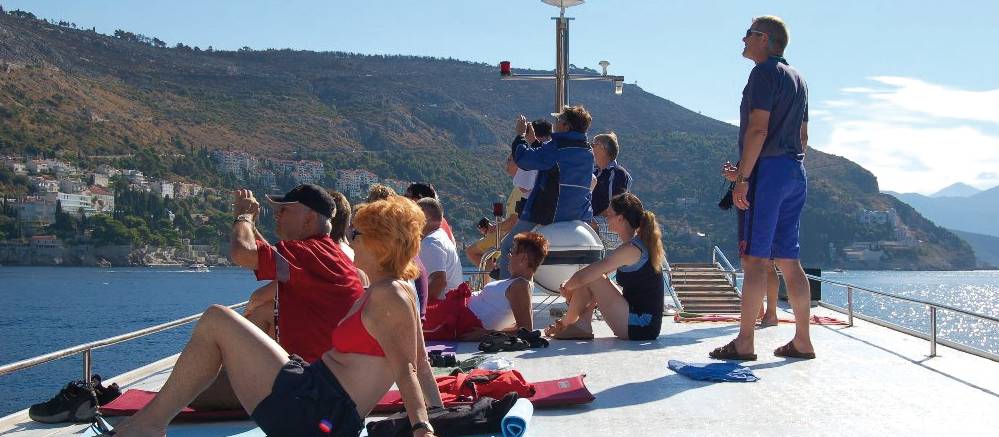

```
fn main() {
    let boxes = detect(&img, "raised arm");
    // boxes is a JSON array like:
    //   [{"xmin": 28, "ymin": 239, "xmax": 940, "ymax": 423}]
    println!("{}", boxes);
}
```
[{"xmin": 230, "ymin": 189, "xmax": 262, "ymax": 269}]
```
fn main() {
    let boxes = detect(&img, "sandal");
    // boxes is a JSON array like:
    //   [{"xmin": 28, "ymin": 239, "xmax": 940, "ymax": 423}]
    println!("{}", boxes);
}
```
[
  {"xmin": 478, "ymin": 332, "xmax": 530, "ymax": 353},
  {"xmin": 708, "ymin": 341, "xmax": 757, "ymax": 361},
  {"xmin": 774, "ymin": 341, "xmax": 816, "ymax": 359},
  {"xmin": 517, "ymin": 328, "xmax": 550, "ymax": 348}
]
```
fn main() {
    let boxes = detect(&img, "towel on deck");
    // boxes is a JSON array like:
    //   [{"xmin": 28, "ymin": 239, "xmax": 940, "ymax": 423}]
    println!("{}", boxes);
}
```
[{"xmin": 667, "ymin": 360, "xmax": 759, "ymax": 382}]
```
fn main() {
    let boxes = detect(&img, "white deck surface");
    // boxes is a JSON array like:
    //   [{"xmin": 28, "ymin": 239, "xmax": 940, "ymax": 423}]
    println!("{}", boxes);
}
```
[{"xmin": 2, "ymin": 304, "xmax": 998, "ymax": 436}]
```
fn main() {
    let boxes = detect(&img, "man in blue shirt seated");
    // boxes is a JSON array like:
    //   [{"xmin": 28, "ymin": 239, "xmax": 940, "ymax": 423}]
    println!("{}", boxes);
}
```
[{"xmin": 498, "ymin": 106, "xmax": 595, "ymax": 279}]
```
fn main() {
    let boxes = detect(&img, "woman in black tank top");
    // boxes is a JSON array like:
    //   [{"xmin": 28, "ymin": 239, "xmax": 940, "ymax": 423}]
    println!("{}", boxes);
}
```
[{"xmin": 545, "ymin": 193, "xmax": 666, "ymax": 340}]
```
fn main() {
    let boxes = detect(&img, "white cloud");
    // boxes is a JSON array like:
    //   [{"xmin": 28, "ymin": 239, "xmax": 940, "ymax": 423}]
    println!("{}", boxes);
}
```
[{"xmin": 817, "ymin": 77, "xmax": 999, "ymax": 194}]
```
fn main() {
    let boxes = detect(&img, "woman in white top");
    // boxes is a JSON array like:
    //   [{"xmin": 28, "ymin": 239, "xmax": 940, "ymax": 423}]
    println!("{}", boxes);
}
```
[{"xmin": 423, "ymin": 232, "xmax": 549, "ymax": 341}]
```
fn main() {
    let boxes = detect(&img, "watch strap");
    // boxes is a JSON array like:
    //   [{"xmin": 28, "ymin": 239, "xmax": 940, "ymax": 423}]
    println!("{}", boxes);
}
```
[{"xmin": 411, "ymin": 421, "xmax": 434, "ymax": 433}]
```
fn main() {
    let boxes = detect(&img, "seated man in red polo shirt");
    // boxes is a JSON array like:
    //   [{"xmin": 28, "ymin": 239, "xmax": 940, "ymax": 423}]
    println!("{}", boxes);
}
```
[{"xmin": 191, "ymin": 184, "xmax": 363, "ymax": 409}]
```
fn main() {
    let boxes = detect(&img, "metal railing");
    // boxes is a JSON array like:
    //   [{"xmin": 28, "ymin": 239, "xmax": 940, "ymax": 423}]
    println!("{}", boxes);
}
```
[
  {"xmin": 663, "ymin": 258, "xmax": 683, "ymax": 312},
  {"xmin": 0, "ymin": 301, "xmax": 249, "ymax": 383},
  {"xmin": 711, "ymin": 246, "xmax": 740, "ymax": 297},
  {"xmin": 804, "ymin": 275, "xmax": 999, "ymax": 361}
]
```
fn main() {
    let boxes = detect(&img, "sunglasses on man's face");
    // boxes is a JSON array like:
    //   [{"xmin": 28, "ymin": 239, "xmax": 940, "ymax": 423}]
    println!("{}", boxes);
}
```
[{"xmin": 745, "ymin": 29, "xmax": 767, "ymax": 38}]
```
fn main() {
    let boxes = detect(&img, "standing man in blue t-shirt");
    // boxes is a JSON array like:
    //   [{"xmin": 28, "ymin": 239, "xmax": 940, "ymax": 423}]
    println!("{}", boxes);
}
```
[{"xmin": 710, "ymin": 16, "xmax": 816, "ymax": 361}]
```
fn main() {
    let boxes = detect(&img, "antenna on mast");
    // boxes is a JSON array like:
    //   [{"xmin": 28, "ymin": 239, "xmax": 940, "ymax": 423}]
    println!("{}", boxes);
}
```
[{"xmin": 500, "ymin": 0, "xmax": 624, "ymax": 115}]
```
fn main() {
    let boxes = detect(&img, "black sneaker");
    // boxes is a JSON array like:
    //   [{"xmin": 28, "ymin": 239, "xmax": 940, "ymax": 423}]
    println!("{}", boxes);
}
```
[
  {"xmin": 91, "ymin": 375, "xmax": 121, "ymax": 406},
  {"xmin": 28, "ymin": 380, "xmax": 97, "ymax": 423}
]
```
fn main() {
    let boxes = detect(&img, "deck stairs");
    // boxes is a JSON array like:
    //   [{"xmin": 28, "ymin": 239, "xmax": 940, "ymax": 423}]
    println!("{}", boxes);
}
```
[{"xmin": 670, "ymin": 262, "xmax": 742, "ymax": 313}]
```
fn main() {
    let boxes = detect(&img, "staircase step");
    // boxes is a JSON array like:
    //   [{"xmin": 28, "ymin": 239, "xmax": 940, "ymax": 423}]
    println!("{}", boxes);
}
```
[
  {"xmin": 676, "ymin": 291, "xmax": 740, "ymax": 298},
  {"xmin": 681, "ymin": 298, "xmax": 742, "ymax": 304},
  {"xmin": 675, "ymin": 288, "xmax": 738, "ymax": 294},
  {"xmin": 682, "ymin": 308, "xmax": 742, "ymax": 314}
]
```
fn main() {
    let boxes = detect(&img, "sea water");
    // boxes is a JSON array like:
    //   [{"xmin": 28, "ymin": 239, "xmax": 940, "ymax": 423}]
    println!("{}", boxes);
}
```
[
  {"xmin": 1, "ymin": 267, "xmax": 996, "ymax": 417},
  {"xmin": 0, "ymin": 267, "xmax": 257, "ymax": 417}
]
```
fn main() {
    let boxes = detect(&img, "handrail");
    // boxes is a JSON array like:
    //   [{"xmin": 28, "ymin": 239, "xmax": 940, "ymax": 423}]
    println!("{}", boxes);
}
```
[
  {"xmin": 0, "ymin": 301, "xmax": 249, "ymax": 379},
  {"xmin": 805, "ymin": 275, "xmax": 999, "ymax": 324},
  {"xmin": 662, "ymin": 258, "xmax": 682, "ymax": 312},
  {"xmin": 711, "ymin": 246, "xmax": 740, "ymax": 297},
  {"xmin": 803, "ymin": 274, "xmax": 998, "ymax": 361}
]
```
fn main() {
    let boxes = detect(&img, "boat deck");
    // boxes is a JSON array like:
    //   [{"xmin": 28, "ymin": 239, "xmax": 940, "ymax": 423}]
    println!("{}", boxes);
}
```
[{"xmin": 2, "ymin": 303, "xmax": 997, "ymax": 436}]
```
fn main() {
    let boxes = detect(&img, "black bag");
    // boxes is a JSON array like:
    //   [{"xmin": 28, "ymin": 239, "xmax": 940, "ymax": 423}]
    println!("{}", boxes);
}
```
[{"xmin": 365, "ymin": 393, "xmax": 520, "ymax": 437}]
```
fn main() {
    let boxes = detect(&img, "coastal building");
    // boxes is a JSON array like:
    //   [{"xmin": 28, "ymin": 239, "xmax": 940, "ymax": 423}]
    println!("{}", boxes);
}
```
[
  {"xmin": 843, "ymin": 242, "xmax": 885, "ymax": 263},
  {"xmin": 255, "ymin": 169, "xmax": 277, "ymax": 189},
  {"xmin": 59, "ymin": 178, "xmax": 87, "ymax": 194},
  {"xmin": 17, "ymin": 196, "xmax": 57, "ymax": 231},
  {"xmin": 96, "ymin": 164, "xmax": 122, "ymax": 178},
  {"xmin": 151, "ymin": 180, "xmax": 175, "ymax": 199},
  {"xmin": 90, "ymin": 173, "xmax": 110, "ymax": 187},
  {"xmin": 123, "ymin": 169, "xmax": 145, "ymax": 185},
  {"xmin": 29, "ymin": 176, "xmax": 60, "ymax": 193},
  {"xmin": 293, "ymin": 160, "xmax": 324, "ymax": 183},
  {"xmin": 858, "ymin": 208, "xmax": 897, "ymax": 226},
  {"xmin": 88, "ymin": 186, "xmax": 115, "ymax": 213},
  {"xmin": 174, "ymin": 182, "xmax": 204, "ymax": 199},
  {"xmin": 336, "ymin": 169, "xmax": 379, "ymax": 199},
  {"xmin": 50, "ymin": 192, "xmax": 100, "ymax": 217},
  {"xmin": 26, "ymin": 159, "xmax": 57, "ymax": 174},
  {"xmin": 210, "ymin": 150, "xmax": 258, "ymax": 176},
  {"xmin": 3, "ymin": 157, "xmax": 27, "ymax": 175}
]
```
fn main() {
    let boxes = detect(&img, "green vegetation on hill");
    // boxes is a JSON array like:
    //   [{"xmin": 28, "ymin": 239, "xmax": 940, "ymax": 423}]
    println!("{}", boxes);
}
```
[{"xmin": 0, "ymin": 11, "xmax": 975, "ymax": 269}]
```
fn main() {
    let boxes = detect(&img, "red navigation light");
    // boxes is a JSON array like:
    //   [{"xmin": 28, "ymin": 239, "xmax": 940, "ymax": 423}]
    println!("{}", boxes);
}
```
[
  {"xmin": 492, "ymin": 202, "xmax": 504, "ymax": 217},
  {"xmin": 500, "ymin": 61, "xmax": 512, "ymax": 76}
]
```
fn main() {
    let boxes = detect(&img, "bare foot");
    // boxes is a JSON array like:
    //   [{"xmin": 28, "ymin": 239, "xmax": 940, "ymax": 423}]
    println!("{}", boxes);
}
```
[
  {"xmin": 759, "ymin": 316, "xmax": 779, "ymax": 327},
  {"xmin": 110, "ymin": 416, "xmax": 167, "ymax": 437}
]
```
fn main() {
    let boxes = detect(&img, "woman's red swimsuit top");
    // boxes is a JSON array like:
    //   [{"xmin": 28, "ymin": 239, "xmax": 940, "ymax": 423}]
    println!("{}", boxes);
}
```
[{"xmin": 331, "ymin": 297, "xmax": 386, "ymax": 357}]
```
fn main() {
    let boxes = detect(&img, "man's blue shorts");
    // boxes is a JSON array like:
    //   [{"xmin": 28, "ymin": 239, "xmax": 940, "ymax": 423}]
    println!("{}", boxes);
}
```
[{"xmin": 738, "ymin": 156, "xmax": 807, "ymax": 260}]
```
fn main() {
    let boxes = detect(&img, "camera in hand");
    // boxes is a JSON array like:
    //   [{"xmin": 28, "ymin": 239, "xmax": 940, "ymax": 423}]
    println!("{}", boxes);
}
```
[{"xmin": 718, "ymin": 182, "xmax": 735, "ymax": 210}]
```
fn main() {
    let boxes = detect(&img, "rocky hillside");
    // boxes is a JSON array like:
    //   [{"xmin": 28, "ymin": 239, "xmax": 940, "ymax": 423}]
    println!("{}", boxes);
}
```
[{"xmin": 0, "ymin": 11, "xmax": 975, "ymax": 269}]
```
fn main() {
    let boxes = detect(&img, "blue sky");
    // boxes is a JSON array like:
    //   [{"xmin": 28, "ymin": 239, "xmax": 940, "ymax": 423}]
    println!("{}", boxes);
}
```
[{"xmin": 5, "ymin": 0, "xmax": 998, "ymax": 194}]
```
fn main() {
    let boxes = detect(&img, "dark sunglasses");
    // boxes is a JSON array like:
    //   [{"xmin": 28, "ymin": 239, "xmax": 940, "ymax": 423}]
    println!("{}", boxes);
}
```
[{"xmin": 745, "ymin": 29, "xmax": 767, "ymax": 38}]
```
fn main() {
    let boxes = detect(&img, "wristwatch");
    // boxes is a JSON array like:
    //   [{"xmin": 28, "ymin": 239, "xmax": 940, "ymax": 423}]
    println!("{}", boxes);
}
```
[
  {"xmin": 233, "ymin": 214, "xmax": 254, "ymax": 225},
  {"xmin": 735, "ymin": 174, "xmax": 749, "ymax": 185},
  {"xmin": 411, "ymin": 421, "xmax": 435, "ymax": 434}
]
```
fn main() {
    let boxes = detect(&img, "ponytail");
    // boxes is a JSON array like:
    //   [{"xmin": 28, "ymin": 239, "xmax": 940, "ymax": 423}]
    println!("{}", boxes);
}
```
[
  {"xmin": 610, "ymin": 193, "xmax": 666, "ymax": 272},
  {"xmin": 637, "ymin": 210, "xmax": 665, "ymax": 273}
]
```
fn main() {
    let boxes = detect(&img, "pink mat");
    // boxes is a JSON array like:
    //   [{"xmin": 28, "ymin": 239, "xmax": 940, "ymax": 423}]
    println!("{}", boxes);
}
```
[{"xmin": 100, "ymin": 390, "xmax": 248, "ymax": 421}]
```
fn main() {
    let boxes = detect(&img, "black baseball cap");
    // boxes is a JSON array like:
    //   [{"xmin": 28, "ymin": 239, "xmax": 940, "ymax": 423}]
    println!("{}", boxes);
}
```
[{"xmin": 265, "ymin": 184, "xmax": 336, "ymax": 219}]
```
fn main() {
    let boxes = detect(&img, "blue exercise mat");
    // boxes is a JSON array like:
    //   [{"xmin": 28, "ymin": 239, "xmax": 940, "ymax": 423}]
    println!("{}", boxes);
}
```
[
  {"xmin": 667, "ymin": 360, "xmax": 759, "ymax": 382},
  {"xmin": 501, "ymin": 398, "xmax": 534, "ymax": 437}
]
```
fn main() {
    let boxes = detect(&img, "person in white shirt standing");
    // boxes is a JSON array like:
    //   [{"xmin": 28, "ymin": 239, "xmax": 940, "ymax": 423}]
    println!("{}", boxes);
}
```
[{"xmin": 417, "ymin": 197, "xmax": 464, "ymax": 300}]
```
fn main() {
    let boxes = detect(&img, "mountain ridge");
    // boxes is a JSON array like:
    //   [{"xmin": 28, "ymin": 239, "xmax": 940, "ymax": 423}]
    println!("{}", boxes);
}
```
[
  {"xmin": 0, "ymin": 11, "xmax": 976, "ymax": 269},
  {"xmin": 931, "ymin": 182, "xmax": 983, "ymax": 198}
]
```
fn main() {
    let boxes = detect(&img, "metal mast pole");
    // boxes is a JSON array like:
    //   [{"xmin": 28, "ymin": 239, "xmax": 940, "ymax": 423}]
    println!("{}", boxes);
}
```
[{"xmin": 553, "ymin": 6, "xmax": 571, "ymax": 114}]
